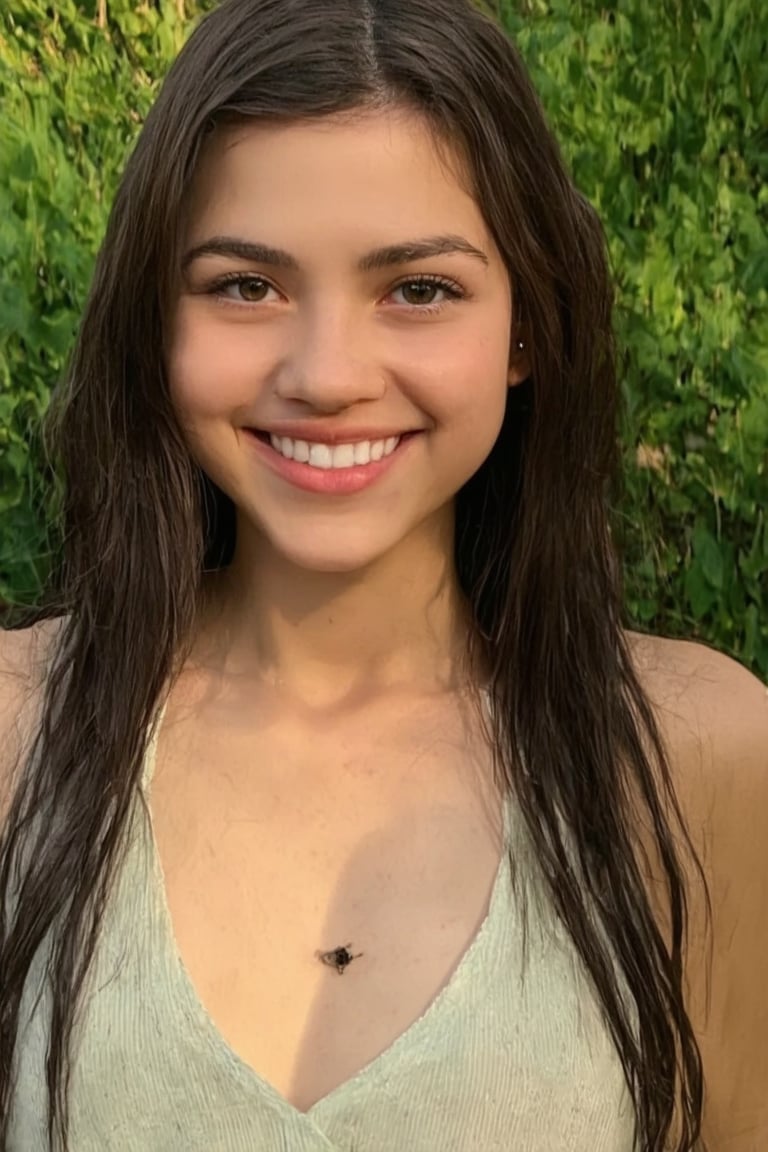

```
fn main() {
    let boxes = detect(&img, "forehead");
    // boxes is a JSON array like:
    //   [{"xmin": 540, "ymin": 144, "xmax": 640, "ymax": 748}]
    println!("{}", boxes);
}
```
[{"xmin": 185, "ymin": 109, "xmax": 485, "ymax": 244}]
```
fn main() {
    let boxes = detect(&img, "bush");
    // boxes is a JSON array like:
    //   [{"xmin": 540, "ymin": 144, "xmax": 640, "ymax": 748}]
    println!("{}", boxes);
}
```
[
  {"xmin": 502, "ymin": 0, "xmax": 768, "ymax": 677},
  {"xmin": 1, "ymin": 0, "xmax": 766, "ymax": 678},
  {"xmin": 0, "ymin": 0, "xmax": 212, "ymax": 600}
]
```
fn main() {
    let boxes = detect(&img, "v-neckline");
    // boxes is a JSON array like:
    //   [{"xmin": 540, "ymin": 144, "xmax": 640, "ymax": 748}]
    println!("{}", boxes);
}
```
[{"xmin": 138, "ymin": 693, "xmax": 512, "ymax": 1130}]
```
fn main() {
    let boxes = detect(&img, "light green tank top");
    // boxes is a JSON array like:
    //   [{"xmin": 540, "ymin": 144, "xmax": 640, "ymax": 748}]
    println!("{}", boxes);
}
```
[{"xmin": 9, "ymin": 700, "xmax": 637, "ymax": 1150}]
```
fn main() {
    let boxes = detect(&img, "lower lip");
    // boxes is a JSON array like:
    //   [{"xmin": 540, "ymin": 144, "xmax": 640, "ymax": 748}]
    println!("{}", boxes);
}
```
[{"xmin": 244, "ymin": 431, "xmax": 421, "ymax": 495}]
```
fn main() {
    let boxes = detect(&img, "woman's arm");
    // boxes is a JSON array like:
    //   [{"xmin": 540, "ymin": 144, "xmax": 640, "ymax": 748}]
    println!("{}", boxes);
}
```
[
  {"xmin": 637, "ymin": 636, "xmax": 768, "ymax": 1151},
  {"xmin": 0, "ymin": 619, "xmax": 63, "ymax": 829}
]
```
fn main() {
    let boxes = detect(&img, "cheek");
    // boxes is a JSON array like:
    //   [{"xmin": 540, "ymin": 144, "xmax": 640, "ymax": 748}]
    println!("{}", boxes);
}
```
[
  {"xmin": 167, "ymin": 304, "xmax": 257, "ymax": 420},
  {"xmin": 429, "ymin": 330, "xmax": 510, "ymax": 441}
]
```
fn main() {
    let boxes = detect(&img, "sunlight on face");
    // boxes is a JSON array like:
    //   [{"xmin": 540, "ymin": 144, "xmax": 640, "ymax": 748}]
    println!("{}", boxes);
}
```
[{"xmin": 169, "ymin": 108, "xmax": 520, "ymax": 575}]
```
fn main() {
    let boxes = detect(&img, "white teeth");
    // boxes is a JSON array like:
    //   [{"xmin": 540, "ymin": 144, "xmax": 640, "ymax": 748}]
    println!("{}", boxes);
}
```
[
  {"xmin": 268, "ymin": 435, "xmax": 401, "ymax": 469},
  {"xmin": 330, "ymin": 443, "xmax": 356, "ymax": 468},
  {"xmin": 309, "ymin": 443, "xmax": 333, "ymax": 469}
]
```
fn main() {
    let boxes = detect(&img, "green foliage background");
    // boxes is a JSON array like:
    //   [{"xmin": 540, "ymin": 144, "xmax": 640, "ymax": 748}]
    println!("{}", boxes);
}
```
[{"xmin": 1, "ymin": 0, "xmax": 766, "ymax": 678}]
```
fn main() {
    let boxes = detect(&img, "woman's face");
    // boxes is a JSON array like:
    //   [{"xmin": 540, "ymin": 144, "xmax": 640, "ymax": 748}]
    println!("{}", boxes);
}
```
[{"xmin": 169, "ymin": 108, "xmax": 525, "ymax": 575}]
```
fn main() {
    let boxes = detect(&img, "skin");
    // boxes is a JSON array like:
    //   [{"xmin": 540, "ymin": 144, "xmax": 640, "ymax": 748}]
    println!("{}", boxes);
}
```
[
  {"xmin": 165, "ymin": 107, "xmax": 767, "ymax": 1141},
  {"xmin": 629, "ymin": 635, "xmax": 768, "ymax": 1150},
  {"xmin": 168, "ymin": 108, "xmax": 528, "ymax": 710},
  {"xmin": 165, "ymin": 107, "xmax": 768, "ymax": 1140}
]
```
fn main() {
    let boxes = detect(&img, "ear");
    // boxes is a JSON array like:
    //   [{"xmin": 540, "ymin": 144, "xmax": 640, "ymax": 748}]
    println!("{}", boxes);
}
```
[{"xmin": 508, "ymin": 333, "xmax": 531, "ymax": 387}]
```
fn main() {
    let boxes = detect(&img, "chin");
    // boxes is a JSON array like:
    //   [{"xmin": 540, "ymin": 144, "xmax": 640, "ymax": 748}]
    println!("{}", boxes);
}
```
[
  {"xmin": 280, "ymin": 553, "xmax": 384, "ymax": 577},
  {"xmin": 255, "ymin": 528, "xmax": 397, "ymax": 577}
]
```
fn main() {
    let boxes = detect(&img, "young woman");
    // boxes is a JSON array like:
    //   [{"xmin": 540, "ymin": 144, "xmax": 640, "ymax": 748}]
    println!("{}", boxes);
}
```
[{"xmin": 0, "ymin": 0, "xmax": 765, "ymax": 1149}]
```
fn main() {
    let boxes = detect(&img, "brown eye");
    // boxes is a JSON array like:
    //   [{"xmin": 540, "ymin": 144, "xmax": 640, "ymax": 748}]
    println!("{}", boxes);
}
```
[
  {"xmin": 390, "ymin": 275, "xmax": 465, "ymax": 314},
  {"xmin": 232, "ymin": 276, "xmax": 269, "ymax": 302},
  {"xmin": 398, "ymin": 281, "xmax": 441, "ymax": 306},
  {"xmin": 209, "ymin": 275, "xmax": 275, "ymax": 304}
]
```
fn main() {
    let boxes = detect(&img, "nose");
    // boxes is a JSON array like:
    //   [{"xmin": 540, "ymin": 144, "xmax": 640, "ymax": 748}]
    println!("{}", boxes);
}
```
[{"xmin": 272, "ymin": 301, "xmax": 386, "ymax": 412}]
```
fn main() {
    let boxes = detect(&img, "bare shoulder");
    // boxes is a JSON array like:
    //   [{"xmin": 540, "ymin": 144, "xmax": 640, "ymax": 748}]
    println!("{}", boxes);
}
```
[
  {"xmin": 0, "ymin": 616, "xmax": 67, "ymax": 824},
  {"xmin": 626, "ymin": 630, "xmax": 768, "ymax": 1143},
  {"xmin": 624, "ymin": 628, "xmax": 767, "ymax": 884},
  {"xmin": 0, "ymin": 615, "xmax": 65, "ymax": 700},
  {"xmin": 625, "ymin": 629, "xmax": 768, "ymax": 789}
]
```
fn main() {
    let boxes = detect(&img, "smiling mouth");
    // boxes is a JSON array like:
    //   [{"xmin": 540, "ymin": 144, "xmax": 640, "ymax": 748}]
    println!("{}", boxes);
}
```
[
  {"xmin": 242, "ymin": 425, "xmax": 422, "ymax": 493},
  {"xmin": 247, "ymin": 428, "xmax": 421, "ymax": 469},
  {"xmin": 249, "ymin": 430, "xmax": 419, "ymax": 444}
]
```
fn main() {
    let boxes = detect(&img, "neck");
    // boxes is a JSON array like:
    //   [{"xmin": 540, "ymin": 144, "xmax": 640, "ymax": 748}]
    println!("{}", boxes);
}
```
[{"xmin": 193, "ymin": 514, "xmax": 485, "ymax": 710}]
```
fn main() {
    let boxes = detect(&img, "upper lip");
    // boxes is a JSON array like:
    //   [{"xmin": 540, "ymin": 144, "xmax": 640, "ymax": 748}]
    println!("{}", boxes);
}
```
[{"xmin": 248, "ymin": 423, "xmax": 419, "ymax": 445}]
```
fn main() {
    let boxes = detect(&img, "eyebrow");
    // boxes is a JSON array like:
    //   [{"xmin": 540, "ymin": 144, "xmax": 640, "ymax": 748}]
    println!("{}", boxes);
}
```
[{"xmin": 181, "ymin": 234, "xmax": 490, "ymax": 273}]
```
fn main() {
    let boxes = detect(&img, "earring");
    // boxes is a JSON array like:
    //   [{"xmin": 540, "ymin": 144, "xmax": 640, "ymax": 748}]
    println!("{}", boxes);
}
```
[{"xmin": 516, "ymin": 339, "xmax": 525, "ymax": 352}]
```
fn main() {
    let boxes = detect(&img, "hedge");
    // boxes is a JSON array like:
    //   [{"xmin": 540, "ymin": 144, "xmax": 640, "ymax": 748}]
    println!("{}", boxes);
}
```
[{"xmin": 1, "ymin": 0, "xmax": 766, "ymax": 679}]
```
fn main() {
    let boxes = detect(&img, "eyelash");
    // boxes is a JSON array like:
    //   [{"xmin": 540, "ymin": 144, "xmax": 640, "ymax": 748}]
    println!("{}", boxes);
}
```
[{"xmin": 203, "ymin": 272, "xmax": 467, "ymax": 316}]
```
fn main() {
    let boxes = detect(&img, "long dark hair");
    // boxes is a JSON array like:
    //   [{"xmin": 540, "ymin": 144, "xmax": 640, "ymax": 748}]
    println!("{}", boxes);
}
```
[{"xmin": 0, "ymin": 1, "xmax": 709, "ymax": 1148}]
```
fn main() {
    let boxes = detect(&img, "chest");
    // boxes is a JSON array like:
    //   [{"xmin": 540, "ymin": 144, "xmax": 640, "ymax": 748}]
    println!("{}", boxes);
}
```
[
  {"xmin": 11, "ymin": 693, "xmax": 638, "ymax": 1151},
  {"xmin": 146, "ymin": 688, "xmax": 505, "ymax": 1112}
]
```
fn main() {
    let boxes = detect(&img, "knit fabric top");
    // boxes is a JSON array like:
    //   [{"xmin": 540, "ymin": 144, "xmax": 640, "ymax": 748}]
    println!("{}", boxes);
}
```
[{"xmin": 9, "ymin": 699, "xmax": 638, "ymax": 1150}]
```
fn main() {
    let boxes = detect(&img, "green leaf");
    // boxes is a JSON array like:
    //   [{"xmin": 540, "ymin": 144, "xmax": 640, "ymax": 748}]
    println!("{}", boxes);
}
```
[
  {"xmin": 685, "ymin": 562, "xmax": 718, "ymax": 617},
  {"xmin": 692, "ymin": 522, "xmax": 725, "ymax": 590}
]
